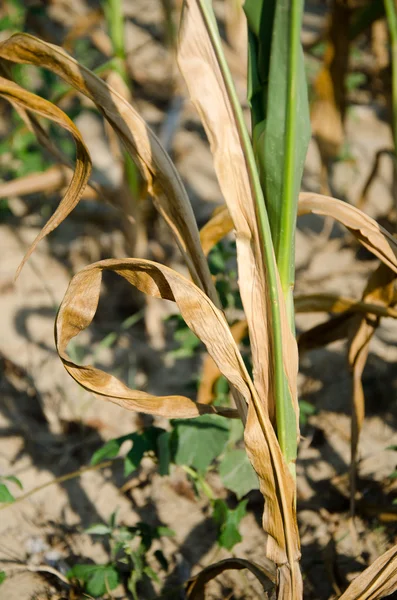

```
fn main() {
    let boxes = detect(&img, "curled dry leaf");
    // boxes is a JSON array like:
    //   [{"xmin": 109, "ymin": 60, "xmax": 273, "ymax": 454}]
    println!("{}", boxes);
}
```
[
  {"xmin": 178, "ymin": 1, "xmax": 301, "ymax": 593},
  {"xmin": 298, "ymin": 193, "xmax": 397, "ymax": 273},
  {"xmin": 55, "ymin": 258, "xmax": 249, "ymax": 420},
  {"xmin": 0, "ymin": 75, "xmax": 92, "ymax": 277},
  {"xmin": 200, "ymin": 195, "xmax": 397, "ymax": 274},
  {"xmin": 347, "ymin": 264, "xmax": 396, "ymax": 514},
  {"xmin": 199, "ymin": 205, "xmax": 234, "ymax": 257},
  {"xmin": 338, "ymin": 544, "xmax": 397, "ymax": 600},
  {"xmin": 295, "ymin": 293, "xmax": 397, "ymax": 319},
  {"xmin": 197, "ymin": 289, "xmax": 397, "ymax": 405},
  {"xmin": 185, "ymin": 557, "xmax": 276, "ymax": 599},
  {"xmin": 0, "ymin": 33, "xmax": 217, "ymax": 306}
]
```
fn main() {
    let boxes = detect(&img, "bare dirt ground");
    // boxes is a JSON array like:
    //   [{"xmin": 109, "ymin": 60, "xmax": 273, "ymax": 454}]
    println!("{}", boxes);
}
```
[{"xmin": 0, "ymin": 1, "xmax": 397, "ymax": 599}]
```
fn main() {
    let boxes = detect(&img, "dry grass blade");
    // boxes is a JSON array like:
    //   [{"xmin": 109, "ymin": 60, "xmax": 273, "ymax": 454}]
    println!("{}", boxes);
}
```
[
  {"xmin": 338, "ymin": 544, "xmax": 397, "ymax": 600},
  {"xmin": 0, "ymin": 34, "xmax": 217, "ymax": 306},
  {"xmin": 0, "ymin": 75, "xmax": 91, "ymax": 277},
  {"xmin": 55, "ymin": 258, "xmax": 253, "ymax": 419},
  {"xmin": 178, "ymin": 1, "xmax": 301, "ymax": 592},
  {"xmin": 199, "ymin": 205, "xmax": 234, "ymax": 256},
  {"xmin": 0, "ymin": 165, "xmax": 71, "ymax": 199},
  {"xmin": 347, "ymin": 264, "xmax": 396, "ymax": 514},
  {"xmin": 298, "ymin": 193, "xmax": 397, "ymax": 273},
  {"xmin": 185, "ymin": 557, "xmax": 276, "ymax": 599},
  {"xmin": 294, "ymin": 293, "xmax": 397, "ymax": 318},
  {"xmin": 298, "ymin": 312, "xmax": 352, "ymax": 354},
  {"xmin": 198, "ymin": 285, "xmax": 397, "ymax": 405}
]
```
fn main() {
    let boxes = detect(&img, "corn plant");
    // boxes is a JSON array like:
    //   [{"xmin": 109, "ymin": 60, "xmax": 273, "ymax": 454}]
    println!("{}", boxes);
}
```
[{"xmin": 1, "ymin": 0, "xmax": 397, "ymax": 598}]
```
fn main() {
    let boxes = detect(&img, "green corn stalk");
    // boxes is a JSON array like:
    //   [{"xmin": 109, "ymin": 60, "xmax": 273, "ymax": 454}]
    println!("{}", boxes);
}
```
[
  {"xmin": 198, "ymin": 0, "xmax": 299, "ymax": 471},
  {"xmin": 385, "ymin": 0, "xmax": 397, "ymax": 200},
  {"xmin": 243, "ymin": 0, "xmax": 310, "ymax": 465},
  {"xmin": 245, "ymin": 0, "xmax": 311, "ymax": 329},
  {"xmin": 105, "ymin": 0, "xmax": 139, "ymax": 198}
]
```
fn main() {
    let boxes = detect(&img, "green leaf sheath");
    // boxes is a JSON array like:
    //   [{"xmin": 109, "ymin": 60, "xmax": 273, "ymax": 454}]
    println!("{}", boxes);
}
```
[
  {"xmin": 385, "ymin": 0, "xmax": 397, "ymax": 172},
  {"xmin": 199, "ymin": 0, "xmax": 298, "ymax": 470},
  {"xmin": 245, "ymin": 0, "xmax": 311, "ymax": 325}
]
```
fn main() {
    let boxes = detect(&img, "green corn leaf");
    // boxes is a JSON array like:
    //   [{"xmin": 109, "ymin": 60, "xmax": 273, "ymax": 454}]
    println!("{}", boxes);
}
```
[{"xmin": 245, "ymin": 0, "xmax": 311, "ymax": 322}]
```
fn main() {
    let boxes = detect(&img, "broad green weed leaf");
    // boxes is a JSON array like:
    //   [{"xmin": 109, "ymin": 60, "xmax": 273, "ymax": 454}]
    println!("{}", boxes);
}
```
[
  {"xmin": 124, "ymin": 434, "xmax": 147, "ymax": 476},
  {"xmin": 0, "ymin": 484, "xmax": 15, "ymax": 503},
  {"xmin": 68, "ymin": 564, "xmax": 118, "ymax": 597},
  {"xmin": 154, "ymin": 549, "xmax": 168, "ymax": 571},
  {"xmin": 91, "ymin": 437, "xmax": 128, "ymax": 465},
  {"xmin": 0, "ymin": 571, "xmax": 6, "ymax": 585},
  {"xmin": 85, "ymin": 524, "xmax": 112, "ymax": 536},
  {"xmin": 171, "ymin": 415, "xmax": 230, "ymax": 473},
  {"xmin": 125, "ymin": 428, "xmax": 167, "ymax": 475},
  {"xmin": 213, "ymin": 499, "xmax": 247, "ymax": 550},
  {"xmin": 3, "ymin": 475, "xmax": 22, "ymax": 489},
  {"xmin": 219, "ymin": 449, "xmax": 258, "ymax": 499}
]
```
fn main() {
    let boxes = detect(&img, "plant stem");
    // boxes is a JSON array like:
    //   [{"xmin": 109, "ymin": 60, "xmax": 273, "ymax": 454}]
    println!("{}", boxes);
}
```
[
  {"xmin": 108, "ymin": 0, "xmax": 126, "ymax": 64},
  {"xmin": 199, "ymin": 2, "xmax": 296, "ymax": 469},
  {"xmin": 107, "ymin": 0, "xmax": 140, "ymax": 198},
  {"xmin": 0, "ymin": 460, "xmax": 115, "ymax": 511},
  {"xmin": 277, "ymin": 0, "xmax": 305, "ymax": 329},
  {"xmin": 384, "ymin": 0, "xmax": 397, "ymax": 207}
]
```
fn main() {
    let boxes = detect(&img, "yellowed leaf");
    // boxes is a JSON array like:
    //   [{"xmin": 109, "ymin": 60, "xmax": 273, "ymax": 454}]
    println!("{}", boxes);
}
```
[
  {"xmin": 186, "ymin": 557, "xmax": 276, "ymax": 599},
  {"xmin": 339, "ymin": 544, "xmax": 397, "ymax": 600},
  {"xmin": 56, "ymin": 257, "xmax": 249, "ymax": 420},
  {"xmin": 178, "ymin": 2, "xmax": 300, "ymax": 593},
  {"xmin": 294, "ymin": 293, "xmax": 397, "ymax": 318},
  {"xmin": 197, "ymin": 319, "xmax": 248, "ymax": 405},
  {"xmin": 298, "ymin": 193, "xmax": 397, "ymax": 273},
  {"xmin": 0, "ymin": 33, "xmax": 217, "ymax": 306},
  {"xmin": 347, "ymin": 264, "xmax": 396, "ymax": 514},
  {"xmin": 0, "ymin": 75, "xmax": 91, "ymax": 277}
]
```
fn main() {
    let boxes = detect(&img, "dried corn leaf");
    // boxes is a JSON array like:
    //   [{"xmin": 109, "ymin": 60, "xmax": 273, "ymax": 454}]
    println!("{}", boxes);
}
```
[
  {"xmin": 339, "ymin": 544, "xmax": 397, "ymax": 600},
  {"xmin": 186, "ymin": 557, "xmax": 276, "ymax": 599},
  {"xmin": 56, "ymin": 252, "xmax": 300, "ymax": 590},
  {"xmin": 298, "ymin": 193, "xmax": 397, "ymax": 273},
  {"xmin": 178, "ymin": 1, "xmax": 301, "ymax": 592},
  {"xmin": 0, "ymin": 33, "xmax": 217, "ymax": 306},
  {"xmin": 200, "ymin": 194, "xmax": 397, "ymax": 274},
  {"xmin": 197, "ymin": 319, "xmax": 248, "ymax": 404},
  {"xmin": 295, "ymin": 293, "xmax": 397, "ymax": 318},
  {"xmin": 347, "ymin": 264, "xmax": 396, "ymax": 514},
  {"xmin": 298, "ymin": 313, "xmax": 352, "ymax": 354},
  {"xmin": 200, "ymin": 205, "xmax": 234, "ymax": 256},
  {"xmin": 56, "ymin": 258, "xmax": 249, "ymax": 420},
  {"xmin": 0, "ymin": 165, "xmax": 72, "ymax": 199},
  {"xmin": 0, "ymin": 76, "xmax": 91, "ymax": 277}
]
